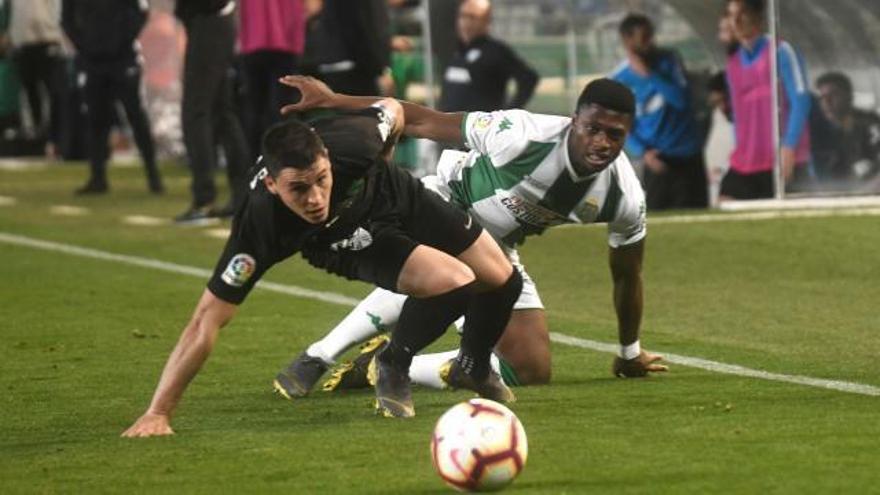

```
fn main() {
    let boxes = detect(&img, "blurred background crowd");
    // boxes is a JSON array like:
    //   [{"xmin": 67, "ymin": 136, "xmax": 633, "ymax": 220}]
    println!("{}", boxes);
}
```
[{"xmin": 1, "ymin": 0, "xmax": 878, "ymax": 219}]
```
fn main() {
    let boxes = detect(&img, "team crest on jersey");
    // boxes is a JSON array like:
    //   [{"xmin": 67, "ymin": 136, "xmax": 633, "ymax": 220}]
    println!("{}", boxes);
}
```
[
  {"xmin": 330, "ymin": 227, "xmax": 373, "ymax": 252},
  {"xmin": 572, "ymin": 197, "xmax": 600, "ymax": 223},
  {"xmin": 222, "ymin": 253, "xmax": 256, "ymax": 287},
  {"xmin": 473, "ymin": 115, "xmax": 493, "ymax": 131}
]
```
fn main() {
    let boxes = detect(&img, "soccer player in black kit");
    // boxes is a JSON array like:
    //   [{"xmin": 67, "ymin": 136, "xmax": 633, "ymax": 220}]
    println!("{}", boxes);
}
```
[{"xmin": 122, "ymin": 98, "xmax": 523, "ymax": 437}]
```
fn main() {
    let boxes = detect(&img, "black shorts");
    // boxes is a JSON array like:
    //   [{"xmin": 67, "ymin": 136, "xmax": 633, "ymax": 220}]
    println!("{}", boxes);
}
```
[
  {"xmin": 720, "ymin": 165, "xmax": 812, "ymax": 200},
  {"xmin": 720, "ymin": 169, "xmax": 774, "ymax": 200},
  {"xmin": 643, "ymin": 152, "xmax": 708, "ymax": 210},
  {"xmin": 301, "ymin": 166, "xmax": 482, "ymax": 291}
]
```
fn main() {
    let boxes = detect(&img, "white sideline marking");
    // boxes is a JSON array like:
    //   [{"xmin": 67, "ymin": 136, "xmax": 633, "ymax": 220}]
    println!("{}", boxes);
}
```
[
  {"xmin": 0, "ymin": 195, "xmax": 16, "ymax": 206},
  {"xmin": 559, "ymin": 206, "xmax": 880, "ymax": 230},
  {"xmin": 204, "ymin": 228, "xmax": 231, "ymax": 239},
  {"xmin": 0, "ymin": 159, "xmax": 48, "ymax": 171},
  {"xmin": 549, "ymin": 333, "xmax": 880, "ymax": 397},
  {"xmin": 0, "ymin": 232, "xmax": 359, "ymax": 307},
  {"xmin": 123, "ymin": 215, "xmax": 169, "ymax": 226},
  {"xmin": 49, "ymin": 205, "xmax": 90, "ymax": 216},
  {"xmin": 649, "ymin": 207, "xmax": 880, "ymax": 225},
  {"xmin": 1, "ymin": 231, "xmax": 878, "ymax": 398}
]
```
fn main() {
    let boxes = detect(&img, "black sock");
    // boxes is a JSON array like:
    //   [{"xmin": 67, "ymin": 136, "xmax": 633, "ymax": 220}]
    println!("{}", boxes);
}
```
[
  {"xmin": 379, "ymin": 282, "xmax": 476, "ymax": 370},
  {"xmin": 458, "ymin": 270, "xmax": 523, "ymax": 378}
]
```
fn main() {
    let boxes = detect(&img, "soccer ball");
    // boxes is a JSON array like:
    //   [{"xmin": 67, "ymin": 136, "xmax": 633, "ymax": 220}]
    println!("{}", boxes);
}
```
[{"xmin": 430, "ymin": 398, "xmax": 528, "ymax": 492}]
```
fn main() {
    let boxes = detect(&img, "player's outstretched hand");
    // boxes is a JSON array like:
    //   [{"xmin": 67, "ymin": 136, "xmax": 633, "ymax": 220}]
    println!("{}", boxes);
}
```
[
  {"xmin": 121, "ymin": 412, "xmax": 174, "ymax": 438},
  {"xmin": 279, "ymin": 75, "xmax": 336, "ymax": 114},
  {"xmin": 612, "ymin": 350, "xmax": 668, "ymax": 378}
]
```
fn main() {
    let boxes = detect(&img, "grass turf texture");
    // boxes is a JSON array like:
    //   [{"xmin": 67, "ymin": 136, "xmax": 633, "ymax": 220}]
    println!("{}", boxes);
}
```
[{"xmin": 1, "ymin": 162, "xmax": 878, "ymax": 493}]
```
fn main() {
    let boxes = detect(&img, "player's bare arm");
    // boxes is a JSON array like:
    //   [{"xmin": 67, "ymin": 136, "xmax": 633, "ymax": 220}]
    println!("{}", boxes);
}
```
[
  {"xmin": 608, "ymin": 239, "xmax": 668, "ymax": 377},
  {"xmin": 278, "ymin": 75, "xmax": 465, "ymax": 146},
  {"xmin": 122, "ymin": 289, "xmax": 238, "ymax": 438}
]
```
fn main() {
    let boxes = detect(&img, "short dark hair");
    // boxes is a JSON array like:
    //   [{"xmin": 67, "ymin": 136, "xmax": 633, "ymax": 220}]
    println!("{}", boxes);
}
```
[
  {"xmin": 576, "ymin": 78, "xmax": 635, "ymax": 116},
  {"xmin": 728, "ymin": 0, "xmax": 765, "ymax": 17},
  {"xmin": 261, "ymin": 119, "xmax": 327, "ymax": 177},
  {"xmin": 816, "ymin": 71, "xmax": 853, "ymax": 95},
  {"xmin": 619, "ymin": 13, "xmax": 653, "ymax": 37}
]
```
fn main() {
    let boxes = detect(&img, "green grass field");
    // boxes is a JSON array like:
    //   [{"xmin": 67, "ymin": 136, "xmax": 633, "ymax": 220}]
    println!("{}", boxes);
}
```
[{"xmin": 2, "ymin": 162, "xmax": 879, "ymax": 494}]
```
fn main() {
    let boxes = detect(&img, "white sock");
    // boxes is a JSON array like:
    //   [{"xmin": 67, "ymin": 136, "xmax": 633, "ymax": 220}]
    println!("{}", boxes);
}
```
[
  {"xmin": 410, "ymin": 350, "xmax": 503, "ymax": 389},
  {"xmin": 306, "ymin": 288, "xmax": 406, "ymax": 364}
]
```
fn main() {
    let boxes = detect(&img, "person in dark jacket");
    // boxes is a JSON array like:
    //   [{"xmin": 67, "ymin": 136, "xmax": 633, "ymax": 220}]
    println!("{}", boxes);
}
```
[
  {"xmin": 174, "ymin": 0, "xmax": 250, "ymax": 223},
  {"xmin": 439, "ymin": 0, "xmax": 538, "ymax": 112},
  {"xmin": 307, "ymin": 0, "xmax": 391, "ymax": 96},
  {"xmin": 62, "ymin": 0, "xmax": 163, "ymax": 194}
]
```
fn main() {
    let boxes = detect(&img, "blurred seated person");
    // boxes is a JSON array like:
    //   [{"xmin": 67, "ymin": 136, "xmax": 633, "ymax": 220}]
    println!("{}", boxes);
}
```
[{"xmin": 812, "ymin": 71, "xmax": 880, "ymax": 192}]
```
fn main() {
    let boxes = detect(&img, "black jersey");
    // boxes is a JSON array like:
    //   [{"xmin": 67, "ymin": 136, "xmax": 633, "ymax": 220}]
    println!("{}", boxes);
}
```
[
  {"xmin": 207, "ymin": 108, "xmax": 394, "ymax": 304},
  {"xmin": 439, "ymin": 35, "xmax": 539, "ymax": 113}
]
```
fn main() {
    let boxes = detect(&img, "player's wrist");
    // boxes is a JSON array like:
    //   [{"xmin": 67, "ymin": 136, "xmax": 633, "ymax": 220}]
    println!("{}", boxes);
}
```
[{"xmin": 619, "ymin": 340, "xmax": 640, "ymax": 360}]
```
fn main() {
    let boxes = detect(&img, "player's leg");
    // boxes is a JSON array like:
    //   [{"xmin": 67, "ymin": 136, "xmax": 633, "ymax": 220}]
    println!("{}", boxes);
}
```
[
  {"xmin": 372, "ymin": 243, "xmax": 480, "ymax": 417},
  {"xmin": 493, "ymin": 309, "xmax": 551, "ymax": 385},
  {"xmin": 77, "ymin": 70, "xmax": 113, "ymax": 193},
  {"xmin": 274, "ymin": 287, "xmax": 405, "ymax": 399},
  {"xmin": 326, "ymin": 248, "xmax": 547, "ymax": 390},
  {"xmin": 117, "ymin": 64, "xmax": 163, "ymax": 193},
  {"xmin": 453, "ymin": 230, "xmax": 522, "ymax": 370}
]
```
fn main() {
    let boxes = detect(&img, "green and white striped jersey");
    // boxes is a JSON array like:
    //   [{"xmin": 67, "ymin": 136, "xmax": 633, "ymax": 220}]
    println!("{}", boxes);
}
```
[{"xmin": 429, "ymin": 109, "xmax": 646, "ymax": 248}]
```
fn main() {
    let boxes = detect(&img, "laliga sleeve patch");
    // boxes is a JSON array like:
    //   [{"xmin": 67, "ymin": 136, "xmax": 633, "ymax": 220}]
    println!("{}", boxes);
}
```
[{"xmin": 222, "ymin": 253, "xmax": 257, "ymax": 287}]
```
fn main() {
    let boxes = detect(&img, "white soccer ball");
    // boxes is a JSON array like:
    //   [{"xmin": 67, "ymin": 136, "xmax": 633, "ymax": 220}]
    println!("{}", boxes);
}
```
[{"xmin": 430, "ymin": 398, "xmax": 528, "ymax": 492}]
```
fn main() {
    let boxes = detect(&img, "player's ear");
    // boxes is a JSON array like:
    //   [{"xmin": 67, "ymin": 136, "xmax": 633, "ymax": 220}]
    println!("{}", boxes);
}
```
[{"xmin": 263, "ymin": 174, "xmax": 278, "ymax": 195}]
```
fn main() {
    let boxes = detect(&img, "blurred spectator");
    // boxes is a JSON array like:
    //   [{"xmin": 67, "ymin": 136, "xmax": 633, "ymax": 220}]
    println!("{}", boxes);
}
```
[
  {"xmin": 717, "ymin": 11, "xmax": 739, "ymax": 56},
  {"xmin": 811, "ymin": 72, "xmax": 880, "ymax": 190},
  {"xmin": 62, "ymin": 0, "xmax": 163, "ymax": 195},
  {"xmin": 238, "ymin": 0, "xmax": 304, "ymax": 159},
  {"xmin": 8, "ymin": 0, "xmax": 66, "ymax": 158},
  {"xmin": 427, "ymin": 0, "xmax": 459, "ymax": 75},
  {"xmin": 380, "ymin": 33, "xmax": 424, "ymax": 173},
  {"xmin": 306, "ymin": 0, "xmax": 390, "ymax": 96},
  {"xmin": 704, "ymin": 71, "xmax": 734, "ymax": 207},
  {"xmin": 174, "ymin": 0, "xmax": 250, "ymax": 224},
  {"xmin": 722, "ymin": 0, "xmax": 811, "ymax": 200},
  {"xmin": 439, "ymin": 0, "xmax": 538, "ymax": 113},
  {"xmin": 0, "ymin": 0, "xmax": 20, "ymax": 135},
  {"xmin": 611, "ymin": 13, "xmax": 706, "ymax": 210}
]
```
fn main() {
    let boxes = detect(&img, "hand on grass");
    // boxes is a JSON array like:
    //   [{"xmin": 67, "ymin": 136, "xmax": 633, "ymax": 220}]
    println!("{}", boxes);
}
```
[
  {"xmin": 612, "ymin": 350, "xmax": 668, "ymax": 378},
  {"xmin": 122, "ymin": 412, "xmax": 174, "ymax": 438}
]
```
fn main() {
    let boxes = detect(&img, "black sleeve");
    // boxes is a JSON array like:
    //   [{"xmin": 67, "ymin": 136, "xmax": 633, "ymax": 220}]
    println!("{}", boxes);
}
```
[
  {"xmin": 502, "ymin": 43, "xmax": 539, "ymax": 109},
  {"xmin": 124, "ymin": 0, "xmax": 149, "ymax": 43},
  {"xmin": 206, "ymin": 218, "xmax": 276, "ymax": 305},
  {"xmin": 60, "ymin": 0, "xmax": 83, "ymax": 52},
  {"xmin": 312, "ymin": 108, "xmax": 389, "ymax": 175}
]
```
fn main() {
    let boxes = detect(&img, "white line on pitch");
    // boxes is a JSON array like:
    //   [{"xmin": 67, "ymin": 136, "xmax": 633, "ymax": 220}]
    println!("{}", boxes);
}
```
[
  {"xmin": 558, "ymin": 206, "xmax": 880, "ymax": 230},
  {"xmin": 1, "ymin": 231, "xmax": 878, "ymax": 397},
  {"xmin": 548, "ymin": 333, "xmax": 880, "ymax": 397},
  {"xmin": 122, "ymin": 215, "xmax": 170, "ymax": 226},
  {"xmin": 49, "ymin": 205, "xmax": 90, "ymax": 216},
  {"xmin": 0, "ymin": 232, "xmax": 359, "ymax": 307},
  {"xmin": 0, "ymin": 195, "xmax": 16, "ymax": 206}
]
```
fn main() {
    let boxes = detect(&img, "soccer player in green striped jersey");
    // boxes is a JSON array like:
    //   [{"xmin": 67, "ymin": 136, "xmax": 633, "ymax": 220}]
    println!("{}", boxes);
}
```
[{"xmin": 273, "ymin": 76, "xmax": 667, "ymax": 399}]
